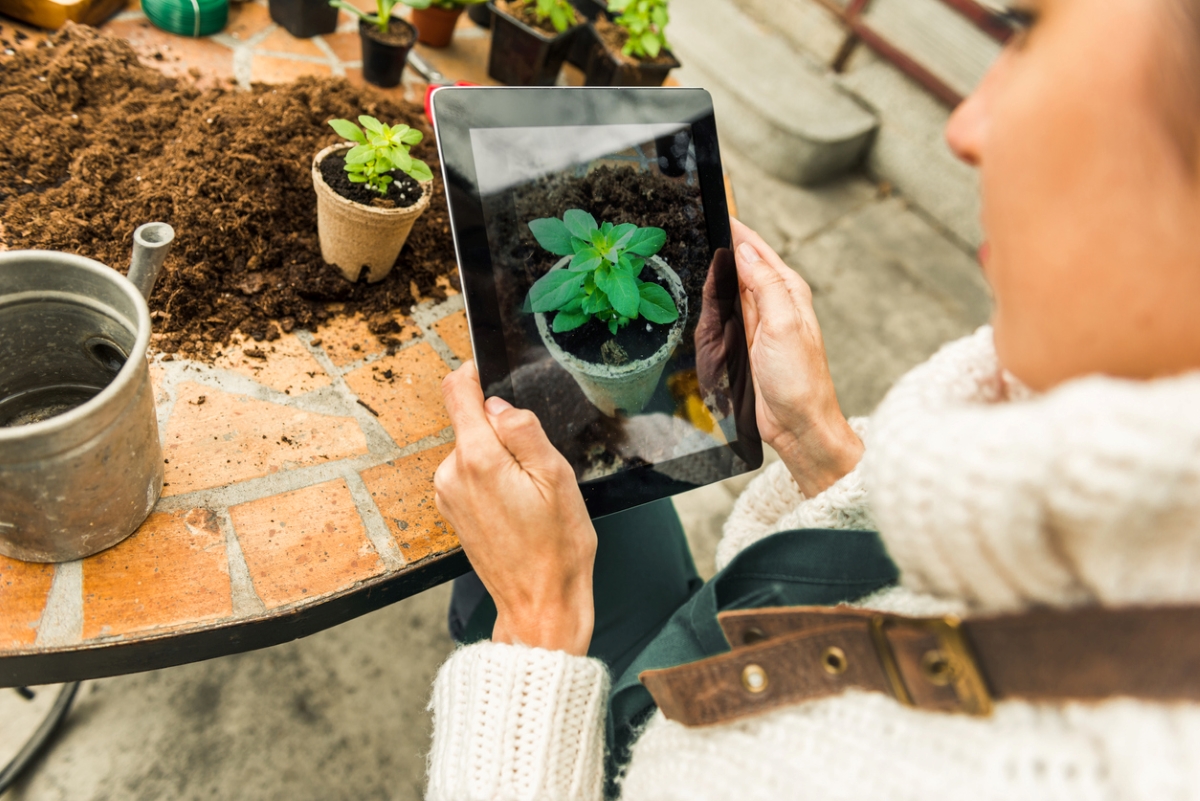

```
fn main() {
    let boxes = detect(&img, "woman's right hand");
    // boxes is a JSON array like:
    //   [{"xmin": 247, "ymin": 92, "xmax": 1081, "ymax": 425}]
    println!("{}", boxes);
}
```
[{"xmin": 732, "ymin": 218, "xmax": 864, "ymax": 497}]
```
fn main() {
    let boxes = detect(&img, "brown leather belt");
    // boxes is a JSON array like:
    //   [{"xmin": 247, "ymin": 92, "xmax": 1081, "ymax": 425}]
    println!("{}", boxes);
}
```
[{"xmin": 639, "ymin": 605, "xmax": 1200, "ymax": 727}]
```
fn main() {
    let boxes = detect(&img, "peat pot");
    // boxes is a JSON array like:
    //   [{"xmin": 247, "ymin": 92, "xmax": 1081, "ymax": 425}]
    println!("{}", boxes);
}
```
[
  {"xmin": 0, "ymin": 224, "xmax": 175, "ymax": 563},
  {"xmin": 412, "ymin": 5, "xmax": 463, "ymax": 47},
  {"xmin": 268, "ymin": 0, "xmax": 338, "ymax": 38},
  {"xmin": 487, "ymin": 0, "xmax": 580, "ymax": 86},
  {"xmin": 583, "ymin": 21, "xmax": 680, "ymax": 86},
  {"xmin": 360, "ymin": 16, "xmax": 418, "ymax": 87},
  {"xmin": 312, "ymin": 143, "xmax": 432, "ymax": 283},
  {"xmin": 535, "ymin": 255, "xmax": 687, "ymax": 417}
]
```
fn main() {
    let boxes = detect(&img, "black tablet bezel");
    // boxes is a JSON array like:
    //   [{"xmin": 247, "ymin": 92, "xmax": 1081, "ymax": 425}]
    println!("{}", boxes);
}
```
[{"xmin": 432, "ymin": 86, "xmax": 762, "ymax": 518}]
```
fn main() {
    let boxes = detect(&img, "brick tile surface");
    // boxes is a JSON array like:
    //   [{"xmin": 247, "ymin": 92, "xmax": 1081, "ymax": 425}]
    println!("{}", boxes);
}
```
[
  {"xmin": 213, "ymin": 334, "xmax": 331, "ymax": 396},
  {"xmin": 230, "ymin": 479, "xmax": 384, "ymax": 609},
  {"xmin": 161, "ymin": 382, "xmax": 368, "ymax": 496},
  {"xmin": 315, "ymin": 313, "xmax": 420, "ymax": 367},
  {"xmin": 323, "ymin": 31, "xmax": 362, "ymax": 63},
  {"xmin": 360, "ymin": 442, "xmax": 457, "ymax": 565},
  {"xmin": 433, "ymin": 310, "xmax": 472, "ymax": 362},
  {"xmin": 251, "ymin": 53, "xmax": 333, "ymax": 82},
  {"xmin": 225, "ymin": 1, "xmax": 273, "ymax": 40},
  {"xmin": 82, "ymin": 509, "xmax": 232, "ymax": 640},
  {"xmin": 0, "ymin": 557, "xmax": 54, "ymax": 649},
  {"xmin": 343, "ymin": 342, "xmax": 450, "ymax": 446},
  {"xmin": 256, "ymin": 25, "xmax": 327, "ymax": 58}
]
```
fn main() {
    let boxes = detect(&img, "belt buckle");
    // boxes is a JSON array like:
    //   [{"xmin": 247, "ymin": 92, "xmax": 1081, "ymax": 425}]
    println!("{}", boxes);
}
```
[{"xmin": 868, "ymin": 614, "xmax": 994, "ymax": 716}]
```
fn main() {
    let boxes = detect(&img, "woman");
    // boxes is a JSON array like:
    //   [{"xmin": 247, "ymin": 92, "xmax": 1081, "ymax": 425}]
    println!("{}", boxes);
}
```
[{"xmin": 427, "ymin": 0, "xmax": 1200, "ymax": 797}]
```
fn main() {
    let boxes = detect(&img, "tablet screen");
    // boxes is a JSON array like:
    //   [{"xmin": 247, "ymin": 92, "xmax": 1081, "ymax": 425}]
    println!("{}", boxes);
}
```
[{"xmin": 471, "ymin": 122, "xmax": 740, "ymax": 482}]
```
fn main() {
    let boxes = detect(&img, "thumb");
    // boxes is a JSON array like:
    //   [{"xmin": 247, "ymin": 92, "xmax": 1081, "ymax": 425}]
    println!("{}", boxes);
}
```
[
  {"xmin": 485, "ymin": 399, "xmax": 564, "ymax": 475},
  {"xmin": 736, "ymin": 242, "xmax": 803, "ymax": 336}
]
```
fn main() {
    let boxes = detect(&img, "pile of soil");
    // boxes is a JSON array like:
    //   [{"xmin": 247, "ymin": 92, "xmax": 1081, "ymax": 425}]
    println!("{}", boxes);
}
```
[
  {"xmin": 495, "ymin": 0, "xmax": 585, "ymax": 36},
  {"xmin": 0, "ymin": 24, "xmax": 458, "ymax": 357},
  {"xmin": 318, "ymin": 151, "xmax": 423, "ymax": 208}
]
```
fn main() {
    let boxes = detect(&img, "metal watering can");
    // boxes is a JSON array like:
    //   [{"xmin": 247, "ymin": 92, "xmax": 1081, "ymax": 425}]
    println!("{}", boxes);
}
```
[{"xmin": 0, "ymin": 224, "xmax": 175, "ymax": 563}]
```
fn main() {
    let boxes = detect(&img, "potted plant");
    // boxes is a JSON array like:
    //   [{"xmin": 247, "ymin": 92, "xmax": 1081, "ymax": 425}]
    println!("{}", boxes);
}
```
[
  {"xmin": 564, "ymin": 0, "xmax": 606, "ymax": 68},
  {"xmin": 330, "ymin": 0, "xmax": 418, "ymax": 87},
  {"xmin": 270, "ymin": 0, "xmax": 338, "ymax": 38},
  {"xmin": 404, "ymin": 0, "xmax": 489, "ymax": 47},
  {"xmin": 584, "ymin": 0, "xmax": 679, "ymax": 87},
  {"xmin": 487, "ymin": 0, "xmax": 586, "ymax": 86},
  {"xmin": 312, "ymin": 116, "xmax": 435, "ymax": 283},
  {"xmin": 524, "ymin": 209, "xmax": 687, "ymax": 416}
]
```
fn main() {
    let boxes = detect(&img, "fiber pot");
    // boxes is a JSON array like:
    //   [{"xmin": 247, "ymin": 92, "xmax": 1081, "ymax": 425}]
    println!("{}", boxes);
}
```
[
  {"xmin": 412, "ymin": 5, "xmax": 462, "ymax": 47},
  {"xmin": 268, "ymin": 0, "xmax": 337, "ymax": 38},
  {"xmin": 0, "ymin": 231, "xmax": 173, "ymax": 563},
  {"xmin": 312, "ymin": 143, "xmax": 432, "ymax": 283},
  {"xmin": 583, "ymin": 21, "xmax": 680, "ymax": 86},
  {"xmin": 487, "ymin": 0, "xmax": 580, "ymax": 86},
  {"xmin": 534, "ymin": 255, "xmax": 687, "ymax": 417},
  {"xmin": 360, "ymin": 16, "xmax": 418, "ymax": 87}
]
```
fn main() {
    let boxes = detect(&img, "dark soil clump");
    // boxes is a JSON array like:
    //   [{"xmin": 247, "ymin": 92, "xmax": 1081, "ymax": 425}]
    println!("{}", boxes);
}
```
[
  {"xmin": 495, "ymin": 0, "xmax": 584, "ymax": 36},
  {"xmin": 318, "ymin": 151, "xmax": 423, "ymax": 208},
  {"xmin": 0, "ymin": 24, "xmax": 458, "ymax": 357}
]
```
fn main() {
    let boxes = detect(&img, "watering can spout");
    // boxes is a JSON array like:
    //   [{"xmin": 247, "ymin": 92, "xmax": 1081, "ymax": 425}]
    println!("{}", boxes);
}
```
[{"xmin": 127, "ymin": 222, "xmax": 175, "ymax": 301}]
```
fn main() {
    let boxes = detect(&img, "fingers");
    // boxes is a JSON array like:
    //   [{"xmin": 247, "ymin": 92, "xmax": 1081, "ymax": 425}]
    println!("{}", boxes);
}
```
[
  {"xmin": 441, "ymin": 361, "xmax": 500, "ymax": 451},
  {"xmin": 486, "ymin": 400, "xmax": 568, "ymax": 481}
]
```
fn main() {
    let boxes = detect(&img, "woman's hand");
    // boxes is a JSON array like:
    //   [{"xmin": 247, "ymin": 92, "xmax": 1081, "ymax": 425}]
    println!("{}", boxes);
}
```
[
  {"xmin": 434, "ymin": 361, "xmax": 596, "ymax": 656},
  {"xmin": 733, "ymin": 218, "xmax": 864, "ymax": 497}
]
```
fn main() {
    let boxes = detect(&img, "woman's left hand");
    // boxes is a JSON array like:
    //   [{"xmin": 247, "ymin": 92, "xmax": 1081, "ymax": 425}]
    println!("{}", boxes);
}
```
[{"xmin": 434, "ymin": 361, "xmax": 597, "ymax": 656}]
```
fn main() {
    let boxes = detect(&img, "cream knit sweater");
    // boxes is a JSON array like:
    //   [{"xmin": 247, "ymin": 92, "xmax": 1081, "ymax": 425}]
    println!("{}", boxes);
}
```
[{"xmin": 427, "ymin": 328, "xmax": 1200, "ymax": 801}]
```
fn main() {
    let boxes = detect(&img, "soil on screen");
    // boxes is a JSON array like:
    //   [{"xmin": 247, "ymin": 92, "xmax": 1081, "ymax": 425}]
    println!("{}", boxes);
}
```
[{"xmin": 0, "ymin": 24, "xmax": 458, "ymax": 358}]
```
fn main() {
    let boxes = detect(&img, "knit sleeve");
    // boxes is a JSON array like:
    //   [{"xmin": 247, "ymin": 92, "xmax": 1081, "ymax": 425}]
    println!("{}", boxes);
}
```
[
  {"xmin": 714, "ymin": 417, "xmax": 874, "ymax": 571},
  {"xmin": 426, "ymin": 641, "xmax": 609, "ymax": 801}
]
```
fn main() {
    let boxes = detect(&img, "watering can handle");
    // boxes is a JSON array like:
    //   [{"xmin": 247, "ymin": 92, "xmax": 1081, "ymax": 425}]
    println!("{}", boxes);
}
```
[{"xmin": 127, "ymin": 222, "xmax": 175, "ymax": 301}]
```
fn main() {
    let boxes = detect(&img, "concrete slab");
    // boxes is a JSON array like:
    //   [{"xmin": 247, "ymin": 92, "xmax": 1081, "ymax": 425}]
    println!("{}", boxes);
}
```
[{"xmin": 729, "ymin": 0, "xmax": 848, "ymax": 67}]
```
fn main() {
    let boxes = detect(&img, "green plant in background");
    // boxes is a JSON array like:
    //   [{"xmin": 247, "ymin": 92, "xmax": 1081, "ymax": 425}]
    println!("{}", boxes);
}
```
[
  {"xmin": 534, "ymin": 0, "xmax": 577, "ymax": 33},
  {"xmin": 328, "ymin": 116, "xmax": 434, "ymax": 196},
  {"xmin": 607, "ymin": 0, "xmax": 669, "ymax": 58},
  {"xmin": 525, "ymin": 209, "xmax": 678, "ymax": 335},
  {"xmin": 400, "ymin": 0, "xmax": 487, "ymax": 10},
  {"xmin": 328, "ymin": 0, "xmax": 401, "ymax": 33}
]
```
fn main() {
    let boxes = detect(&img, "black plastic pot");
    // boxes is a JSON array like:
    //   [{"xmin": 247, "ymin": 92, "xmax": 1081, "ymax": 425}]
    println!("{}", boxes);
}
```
[
  {"xmin": 565, "ymin": 0, "xmax": 605, "ymax": 68},
  {"xmin": 487, "ymin": 0, "xmax": 581, "ymax": 86},
  {"xmin": 467, "ymin": 2, "xmax": 491, "ymax": 27},
  {"xmin": 360, "ymin": 16, "xmax": 418, "ymax": 88},
  {"xmin": 268, "ymin": 0, "xmax": 337, "ymax": 37},
  {"xmin": 583, "ymin": 21, "xmax": 680, "ymax": 86}
]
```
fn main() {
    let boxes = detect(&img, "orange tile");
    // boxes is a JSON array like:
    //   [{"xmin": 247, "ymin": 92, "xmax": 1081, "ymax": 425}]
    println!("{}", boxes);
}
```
[
  {"xmin": 250, "ymin": 52, "xmax": 332, "ymax": 83},
  {"xmin": 212, "ymin": 333, "xmax": 331, "ymax": 395},
  {"xmin": 256, "ymin": 24, "xmax": 326, "ymax": 58},
  {"xmin": 161, "ymin": 382, "xmax": 369, "ymax": 496},
  {"xmin": 225, "ymin": 0, "xmax": 273, "ymax": 40},
  {"xmin": 103, "ymin": 19, "xmax": 236, "ymax": 85},
  {"xmin": 323, "ymin": 30, "xmax": 361, "ymax": 63},
  {"xmin": 433, "ymin": 309, "xmax": 472, "ymax": 362},
  {"xmin": 343, "ymin": 342, "xmax": 450, "ymax": 446},
  {"xmin": 229, "ymin": 479, "xmax": 383, "ymax": 609},
  {"xmin": 0, "ymin": 556, "xmax": 55, "ymax": 650},
  {"xmin": 82, "ymin": 509, "xmax": 232, "ymax": 640},
  {"xmin": 0, "ymin": 18, "xmax": 47, "ymax": 52},
  {"xmin": 360, "ymin": 442, "xmax": 457, "ymax": 564},
  {"xmin": 314, "ymin": 312, "xmax": 421, "ymax": 367}
]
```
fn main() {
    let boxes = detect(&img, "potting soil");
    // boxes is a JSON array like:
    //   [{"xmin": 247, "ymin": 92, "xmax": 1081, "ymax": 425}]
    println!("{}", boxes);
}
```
[
  {"xmin": 593, "ymin": 16, "xmax": 676, "ymax": 66},
  {"xmin": 0, "ymin": 24, "xmax": 457, "ymax": 357},
  {"xmin": 318, "ymin": 152, "xmax": 424, "ymax": 208}
]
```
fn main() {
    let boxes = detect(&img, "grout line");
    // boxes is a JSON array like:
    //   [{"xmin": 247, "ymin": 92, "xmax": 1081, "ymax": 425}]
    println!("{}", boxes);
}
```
[
  {"xmin": 311, "ymin": 34, "xmax": 344, "ymax": 76},
  {"xmin": 342, "ymin": 470, "xmax": 406, "ymax": 569},
  {"xmin": 254, "ymin": 49, "xmax": 336, "ymax": 65},
  {"xmin": 215, "ymin": 508, "xmax": 267, "ymax": 616},
  {"xmin": 34, "ymin": 561, "xmax": 83, "ymax": 648}
]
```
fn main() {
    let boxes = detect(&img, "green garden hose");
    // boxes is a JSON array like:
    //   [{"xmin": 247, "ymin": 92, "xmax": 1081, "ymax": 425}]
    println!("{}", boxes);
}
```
[{"xmin": 144, "ymin": 0, "xmax": 228, "ymax": 38}]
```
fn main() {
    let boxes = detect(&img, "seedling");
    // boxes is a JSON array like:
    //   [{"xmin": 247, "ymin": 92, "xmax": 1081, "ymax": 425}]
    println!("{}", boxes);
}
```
[
  {"xmin": 327, "ymin": 116, "xmax": 434, "ymax": 196},
  {"xmin": 400, "ymin": 0, "xmax": 487, "ymax": 10},
  {"xmin": 329, "ymin": 0, "xmax": 402, "ymax": 33},
  {"xmin": 534, "ymin": 0, "xmax": 577, "ymax": 33},
  {"xmin": 525, "ymin": 209, "xmax": 679, "ymax": 335},
  {"xmin": 607, "ymin": 0, "xmax": 669, "ymax": 59}
]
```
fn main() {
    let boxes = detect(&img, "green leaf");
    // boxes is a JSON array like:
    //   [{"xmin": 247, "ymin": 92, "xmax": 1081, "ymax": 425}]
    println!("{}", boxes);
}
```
[
  {"xmin": 582, "ymin": 291, "xmax": 611, "ymax": 315},
  {"xmin": 651, "ymin": 4, "xmax": 666, "ymax": 26},
  {"xmin": 359, "ymin": 115, "xmax": 384, "ymax": 134},
  {"xmin": 374, "ymin": 155, "xmax": 394, "ymax": 173},
  {"xmin": 629, "ymin": 254, "xmax": 645, "ymax": 277},
  {"xmin": 572, "ymin": 237, "xmax": 592, "ymax": 255},
  {"xmin": 345, "ymin": 144, "xmax": 374, "ymax": 164},
  {"xmin": 569, "ymin": 249, "xmax": 603, "ymax": 273},
  {"xmin": 626, "ymin": 226, "xmax": 666, "ymax": 256},
  {"xmin": 600, "ymin": 221, "xmax": 613, "ymax": 235},
  {"xmin": 552, "ymin": 311, "xmax": 589, "ymax": 333},
  {"xmin": 348, "ymin": 173, "xmax": 368, "ymax": 183},
  {"xmin": 560, "ymin": 295, "xmax": 584, "ymax": 314},
  {"xmin": 528, "ymin": 270, "xmax": 586, "ymax": 312},
  {"xmin": 528, "ymin": 217, "xmax": 576, "ymax": 256},
  {"xmin": 329, "ymin": 119, "xmax": 366, "ymax": 143},
  {"xmin": 642, "ymin": 32, "xmax": 661, "ymax": 58},
  {"xmin": 407, "ymin": 159, "xmax": 434, "ymax": 183},
  {"xmin": 390, "ymin": 147, "xmax": 413, "ymax": 171},
  {"xmin": 563, "ymin": 209, "xmax": 599, "ymax": 240},
  {"xmin": 596, "ymin": 267, "xmax": 640, "ymax": 318},
  {"xmin": 611, "ymin": 222, "xmax": 637, "ymax": 248},
  {"xmin": 404, "ymin": 0, "xmax": 432, "ymax": 7},
  {"xmin": 400, "ymin": 128, "xmax": 423, "ymax": 145},
  {"xmin": 638, "ymin": 282, "xmax": 678, "ymax": 324},
  {"xmin": 608, "ymin": 318, "xmax": 619, "ymax": 335}
]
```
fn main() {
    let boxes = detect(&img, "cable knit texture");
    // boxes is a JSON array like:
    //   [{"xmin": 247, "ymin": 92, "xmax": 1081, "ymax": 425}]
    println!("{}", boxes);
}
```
[{"xmin": 427, "ymin": 327, "xmax": 1200, "ymax": 800}]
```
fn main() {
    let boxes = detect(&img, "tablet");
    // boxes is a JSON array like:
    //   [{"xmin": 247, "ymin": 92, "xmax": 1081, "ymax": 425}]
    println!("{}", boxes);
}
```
[{"xmin": 432, "ymin": 87, "xmax": 762, "ymax": 518}]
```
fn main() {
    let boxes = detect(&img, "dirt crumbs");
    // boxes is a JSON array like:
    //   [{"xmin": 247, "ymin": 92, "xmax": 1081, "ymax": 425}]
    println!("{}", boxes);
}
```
[{"xmin": 0, "ymin": 23, "xmax": 458, "ymax": 357}]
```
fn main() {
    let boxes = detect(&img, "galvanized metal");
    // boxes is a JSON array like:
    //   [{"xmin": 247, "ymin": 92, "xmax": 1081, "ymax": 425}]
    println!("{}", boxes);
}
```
[{"xmin": 0, "ymin": 233, "xmax": 172, "ymax": 563}]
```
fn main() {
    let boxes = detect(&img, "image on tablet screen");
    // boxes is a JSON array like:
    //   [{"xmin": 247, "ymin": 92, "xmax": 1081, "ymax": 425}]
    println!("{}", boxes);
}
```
[{"xmin": 471, "ymin": 122, "xmax": 738, "ymax": 482}]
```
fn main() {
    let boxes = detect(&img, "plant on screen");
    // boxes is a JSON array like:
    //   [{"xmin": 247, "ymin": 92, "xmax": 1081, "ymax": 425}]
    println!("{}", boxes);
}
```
[
  {"xmin": 525, "ymin": 209, "xmax": 678, "ymax": 336},
  {"xmin": 608, "ymin": 0, "xmax": 669, "ymax": 59},
  {"xmin": 327, "ymin": 116, "xmax": 434, "ymax": 196}
]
